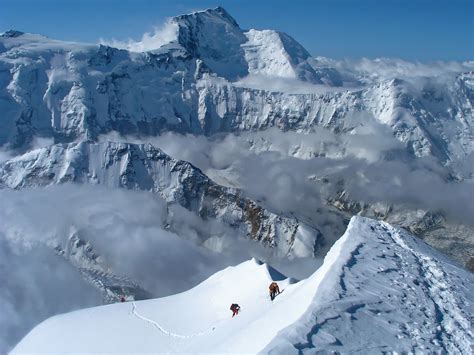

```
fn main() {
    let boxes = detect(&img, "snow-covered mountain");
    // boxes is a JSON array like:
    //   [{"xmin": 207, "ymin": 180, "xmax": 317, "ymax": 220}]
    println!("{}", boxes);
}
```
[
  {"xmin": 1, "ymin": 7, "xmax": 471, "ymax": 259},
  {"xmin": 0, "ymin": 140, "xmax": 320, "ymax": 257},
  {"xmin": 12, "ymin": 217, "xmax": 474, "ymax": 354},
  {"xmin": 0, "ymin": 7, "xmax": 472, "ymax": 164}
]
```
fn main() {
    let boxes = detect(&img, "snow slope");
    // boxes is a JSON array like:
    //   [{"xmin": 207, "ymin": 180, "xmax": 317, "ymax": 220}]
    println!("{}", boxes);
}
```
[
  {"xmin": 12, "ymin": 217, "xmax": 473, "ymax": 354},
  {"xmin": 242, "ymin": 29, "xmax": 321, "ymax": 82},
  {"xmin": 266, "ymin": 217, "xmax": 474, "ymax": 354},
  {"xmin": 12, "ymin": 259, "xmax": 307, "ymax": 354}
]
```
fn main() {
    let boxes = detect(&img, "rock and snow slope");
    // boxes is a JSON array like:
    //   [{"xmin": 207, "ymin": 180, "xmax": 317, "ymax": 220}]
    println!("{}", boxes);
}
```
[
  {"xmin": 0, "ymin": 140, "xmax": 320, "ymax": 257},
  {"xmin": 12, "ymin": 217, "xmax": 473, "ymax": 354}
]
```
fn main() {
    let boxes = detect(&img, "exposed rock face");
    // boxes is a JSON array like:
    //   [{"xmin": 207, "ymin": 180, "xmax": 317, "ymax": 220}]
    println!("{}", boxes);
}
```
[
  {"xmin": 466, "ymin": 257, "xmax": 474, "ymax": 272},
  {"xmin": 53, "ymin": 230, "xmax": 151, "ymax": 303},
  {"xmin": 0, "ymin": 141, "xmax": 321, "ymax": 258}
]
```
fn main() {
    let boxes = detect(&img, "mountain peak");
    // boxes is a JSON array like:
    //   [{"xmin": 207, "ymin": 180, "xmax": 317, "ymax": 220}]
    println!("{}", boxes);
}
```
[
  {"xmin": 170, "ymin": 6, "xmax": 321, "ymax": 82},
  {"xmin": 1, "ymin": 30, "xmax": 25, "ymax": 38},
  {"xmin": 174, "ymin": 6, "xmax": 240, "ymax": 29},
  {"xmin": 172, "ymin": 6, "xmax": 248, "ymax": 79}
]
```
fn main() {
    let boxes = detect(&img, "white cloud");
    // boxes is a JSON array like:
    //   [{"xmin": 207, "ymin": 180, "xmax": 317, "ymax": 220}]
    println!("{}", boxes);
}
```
[
  {"xmin": 100, "ymin": 19, "xmax": 179, "ymax": 52},
  {"xmin": 0, "ymin": 148, "xmax": 13, "ymax": 164},
  {"xmin": 30, "ymin": 137, "xmax": 54, "ymax": 150},
  {"xmin": 234, "ymin": 74, "xmax": 353, "ymax": 94},
  {"xmin": 98, "ymin": 127, "xmax": 474, "ymax": 229},
  {"xmin": 315, "ymin": 56, "xmax": 474, "ymax": 84}
]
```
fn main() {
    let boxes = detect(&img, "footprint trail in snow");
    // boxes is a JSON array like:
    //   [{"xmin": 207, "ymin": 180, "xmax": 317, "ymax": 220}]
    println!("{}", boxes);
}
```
[{"xmin": 131, "ymin": 302, "xmax": 217, "ymax": 339}]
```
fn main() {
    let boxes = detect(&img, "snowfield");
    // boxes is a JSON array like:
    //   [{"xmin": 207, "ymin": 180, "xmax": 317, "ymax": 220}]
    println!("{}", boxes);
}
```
[{"xmin": 12, "ymin": 217, "xmax": 473, "ymax": 354}]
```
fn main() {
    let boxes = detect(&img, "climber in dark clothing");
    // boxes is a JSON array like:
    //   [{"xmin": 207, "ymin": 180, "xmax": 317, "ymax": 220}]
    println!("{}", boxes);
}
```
[
  {"xmin": 230, "ymin": 303, "xmax": 241, "ymax": 317},
  {"xmin": 269, "ymin": 282, "xmax": 280, "ymax": 301}
]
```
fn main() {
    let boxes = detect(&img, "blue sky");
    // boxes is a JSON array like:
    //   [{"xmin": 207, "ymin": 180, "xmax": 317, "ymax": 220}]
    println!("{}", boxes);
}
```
[{"xmin": 1, "ymin": 0, "xmax": 473, "ymax": 61}]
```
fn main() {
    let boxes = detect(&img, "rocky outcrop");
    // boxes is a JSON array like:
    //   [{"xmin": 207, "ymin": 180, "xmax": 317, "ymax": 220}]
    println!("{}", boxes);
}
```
[{"xmin": 53, "ymin": 230, "xmax": 151, "ymax": 303}]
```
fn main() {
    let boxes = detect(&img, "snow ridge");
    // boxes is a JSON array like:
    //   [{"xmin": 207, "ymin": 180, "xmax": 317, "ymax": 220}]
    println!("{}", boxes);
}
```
[
  {"xmin": 386, "ymin": 222, "xmax": 472, "ymax": 353},
  {"xmin": 11, "ymin": 217, "xmax": 474, "ymax": 354},
  {"xmin": 265, "ymin": 216, "xmax": 474, "ymax": 354}
]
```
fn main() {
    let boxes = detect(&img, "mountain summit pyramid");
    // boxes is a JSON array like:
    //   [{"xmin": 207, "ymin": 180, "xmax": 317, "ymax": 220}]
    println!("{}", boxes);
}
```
[{"xmin": 167, "ymin": 6, "xmax": 321, "ymax": 81}]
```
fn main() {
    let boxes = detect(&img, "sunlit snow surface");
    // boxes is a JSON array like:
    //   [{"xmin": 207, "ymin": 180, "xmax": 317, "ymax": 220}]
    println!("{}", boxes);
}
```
[
  {"xmin": 266, "ymin": 217, "xmax": 474, "ymax": 354},
  {"xmin": 12, "ymin": 217, "xmax": 473, "ymax": 354}
]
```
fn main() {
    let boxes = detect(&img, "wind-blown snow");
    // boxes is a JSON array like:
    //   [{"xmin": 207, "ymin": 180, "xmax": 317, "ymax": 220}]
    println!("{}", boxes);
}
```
[
  {"xmin": 12, "ymin": 217, "xmax": 473, "ymax": 354},
  {"xmin": 99, "ymin": 19, "xmax": 179, "ymax": 52}
]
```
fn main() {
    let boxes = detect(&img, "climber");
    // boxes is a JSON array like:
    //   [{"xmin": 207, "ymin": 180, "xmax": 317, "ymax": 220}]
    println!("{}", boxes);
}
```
[
  {"xmin": 269, "ymin": 282, "xmax": 280, "ymax": 301},
  {"xmin": 230, "ymin": 303, "xmax": 241, "ymax": 317},
  {"xmin": 120, "ymin": 296, "xmax": 126, "ymax": 303}
]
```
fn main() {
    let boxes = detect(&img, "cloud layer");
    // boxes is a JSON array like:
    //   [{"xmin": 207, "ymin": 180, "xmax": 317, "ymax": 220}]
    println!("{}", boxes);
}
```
[{"xmin": 99, "ymin": 124, "xmax": 474, "ymax": 230}]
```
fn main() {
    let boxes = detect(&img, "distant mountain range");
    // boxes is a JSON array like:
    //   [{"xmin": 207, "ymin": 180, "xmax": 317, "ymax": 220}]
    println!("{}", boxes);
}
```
[{"xmin": 0, "ymin": 7, "xmax": 472, "ymax": 164}]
